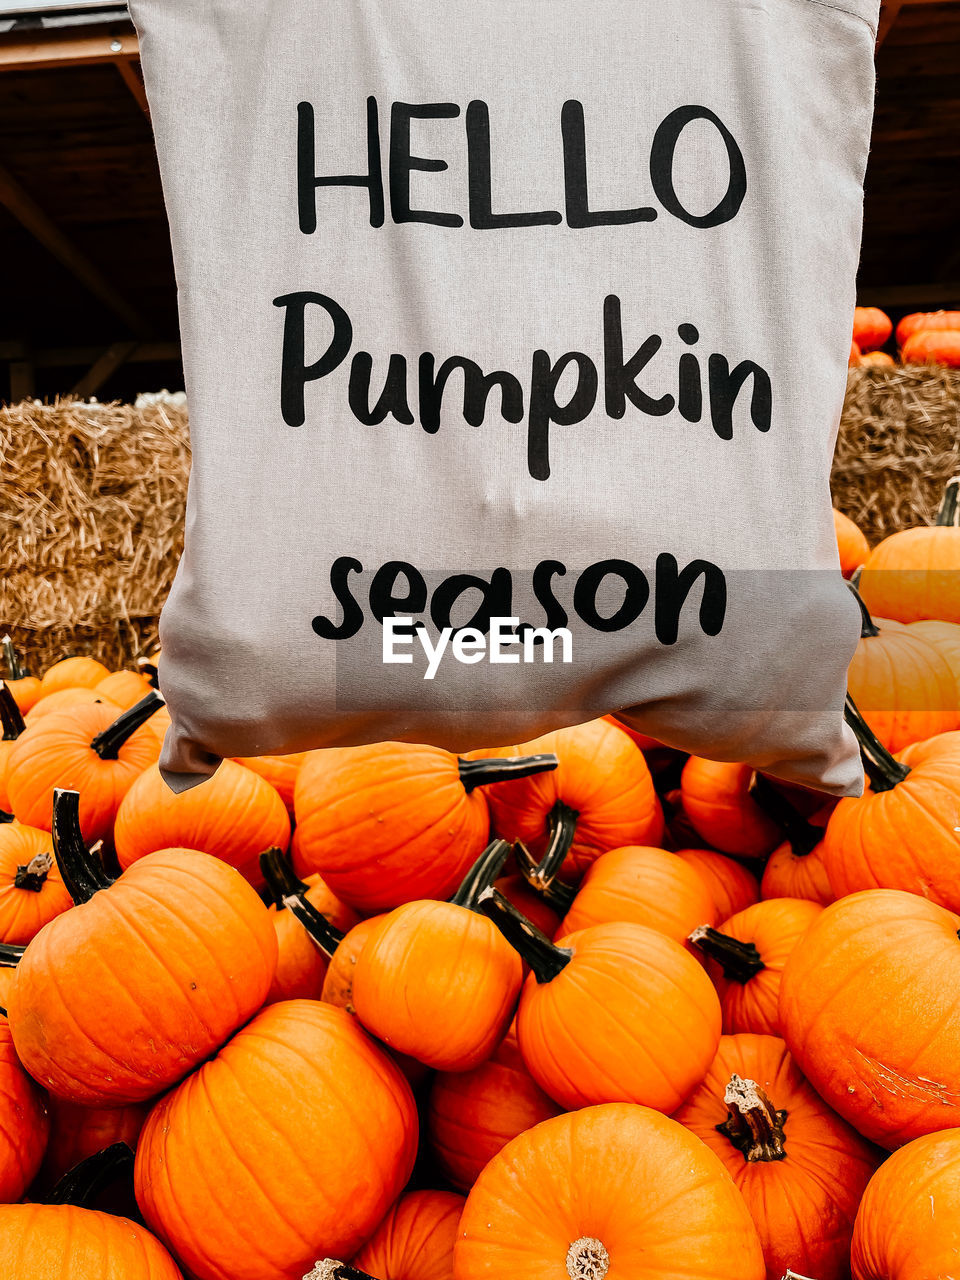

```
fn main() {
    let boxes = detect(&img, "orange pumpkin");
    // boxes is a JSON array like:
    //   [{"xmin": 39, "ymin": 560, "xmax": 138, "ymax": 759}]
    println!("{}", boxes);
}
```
[
  {"xmin": 902, "ymin": 328, "xmax": 960, "ymax": 367},
  {"xmin": 833, "ymin": 508, "xmax": 870, "ymax": 578},
  {"xmin": 350, "ymin": 1190, "xmax": 464, "ymax": 1280},
  {"xmin": 677, "ymin": 847, "xmax": 760, "ymax": 920},
  {"xmin": 849, "ymin": 339, "xmax": 862, "ymax": 367},
  {"xmin": 822, "ymin": 698, "xmax": 960, "ymax": 910},
  {"xmin": 680, "ymin": 758, "xmax": 781, "ymax": 857},
  {"xmin": 0, "ymin": 1203, "xmax": 183, "ymax": 1278},
  {"xmin": 7, "ymin": 693, "xmax": 162, "ymax": 842},
  {"xmin": 293, "ymin": 743, "xmax": 557, "ymax": 912},
  {"xmin": 851, "ymin": 1128, "xmax": 960, "ymax": 1279},
  {"xmin": 780, "ymin": 888, "xmax": 960, "ymax": 1148},
  {"xmin": 853, "ymin": 306, "xmax": 893, "ymax": 353},
  {"xmin": 750, "ymin": 772, "xmax": 833, "ymax": 905},
  {"xmin": 39, "ymin": 656, "xmax": 111, "ymax": 697},
  {"xmin": 136, "ymin": 1001, "xmax": 418, "ymax": 1280},
  {"xmin": 94, "ymin": 670, "xmax": 155, "ymax": 710},
  {"xmin": 427, "ymin": 1023, "xmax": 560, "ymax": 1191},
  {"xmin": 860, "ymin": 350, "xmax": 896, "ymax": 368},
  {"xmin": 859, "ymin": 476, "xmax": 960, "ymax": 624},
  {"xmin": 689, "ymin": 898, "xmax": 823, "ymax": 1036},
  {"xmin": 232, "ymin": 751, "xmax": 308, "ymax": 817},
  {"xmin": 321, "ymin": 913, "xmax": 386, "ymax": 1014},
  {"xmin": 24, "ymin": 687, "xmax": 118, "ymax": 724},
  {"xmin": 494, "ymin": 872, "xmax": 561, "ymax": 939},
  {"xmin": 265, "ymin": 869, "xmax": 360, "ymax": 1005},
  {"xmin": 0, "ymin": 682, "xmax": 26, "ymax": 814},
  {"xmin": 9, "ymin": 789, "xmax": 278, "ymax": 1105},
  {"xmin": 846, "ymin": 585, "xmax": 959, "ymax": 751},
  {"xmin": 1, "ymin": 637, "xmax": 41, "ymax": 714},
  {"xmin": 38, "ymin": 1096, "xmax": 148, "ymax": 1190},
  {"xmin": 0, "ymin": 822, "xmax": 73, "ymax": 944},
  {"xmin": 675, "ymin": 1033, "xmax": 880, "ymax": 1280},
  {"xmin": 454, "ymin": 1103, "xmax": 765, "ymax": 1279},
  {"xmin": 556, "ymin": 844, "xmax": 717, "ymax": 946},
  {"xmin": 909, "ymin": 617, "xmax": 960, "ymax": 676},
  {"xmin": 0, "ymin": 949, "xmax": 15, "ymax": 1016},
  {"xmin": 115, "ymin": 758, "xmax": 290, "ymax": 885},
  {"xmin": 897, "ymin": 309, "xmax": 960, "ymax": 348},
  {"xmin": 481, "ymin": 889, "xmax": 720, "ymax": 1111},
  {"xmin": 0, "ymin": 1013, "xmax": 49, "ymax": 1202},
  {"xmin": 482, "ymin": 719, "xmax": 663, "ymax": 887}
]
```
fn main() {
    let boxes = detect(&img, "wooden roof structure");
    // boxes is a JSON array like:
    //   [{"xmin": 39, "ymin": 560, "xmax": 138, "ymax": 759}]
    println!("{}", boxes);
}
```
[{"xmin": 0, "ymin": 0, "xmax": 957, "ymax": 402}]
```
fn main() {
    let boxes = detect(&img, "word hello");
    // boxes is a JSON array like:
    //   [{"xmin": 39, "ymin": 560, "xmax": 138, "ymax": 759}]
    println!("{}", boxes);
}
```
[{"xmin": 383, "ymin": 617, "xmax": 573, "ymax": 680}]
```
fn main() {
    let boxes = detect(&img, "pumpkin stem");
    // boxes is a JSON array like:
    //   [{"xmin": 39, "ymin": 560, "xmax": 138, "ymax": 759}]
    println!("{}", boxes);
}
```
[
  {"xmin": 257, "ymin": 847, "xmax": 345, "ymax": 959},
  {"xmin": 566, "ymin": 1238, "xmax": 610, "ymax": 1280},
  {"xmin": 1, "ymin": 636, "xmax": 26, "ymax": 681},
  {"xmin": 937, "ymin": 476, "xmax": 960, "ymax": 526},
  {"xmin": 13, "ymin": 851, "xmax": 53, "ymax": 893},
  {"xmin": 0, "ymin": 942, "xmax": 23, "ymax": 968},
  {"xmin": 476, "ymin": 886, "xmax": 573, "ymax": 983},
  {"xmin": 749, "ymin": 773, "xmax": 821, "ymax": 858},
  {"xmin": 450, "ymin": 838, "xmax": 513, "ymax": 909},
  {"xmin": 0, "ymin": 681, "xmax": 25, "ymax": 741},
  {"xmin": 844, "ymin": 693, "xmax": 911, "ymax": 792},
  {"xmin": 717, "ymin": 1074, "xmax": 788, "ymax": 1162},
  {"xmin": 458, "ymin": 752, "xmax": 559, "ymax": 793},
  {"xmin": 688, "ymin": 925, "xmax": 765, "ymax": 983},
  {"xmin": 46, "ymin": 1142, "xmax": 136, "ymax": 1208},
  {"xmin": 303, "ymin": 1264, "xmax": 377, "ymax": 1280},
  {"xmin": 846, "ymin": 579, "xmax": 881, "ymax": 639},
  {"xmin": 524, "ymin": 800, "xmax": 580, "ymax": 891},
  {"xmin": 52, "ymin": 788, "xmax": 114, "ymax": 904},
  {"xmin": 515, "ymin": 841, "xmax": 576, "ymax": 913},
  {"xmin": 136, "ymin": 655, "xmax": 160, "ymax": 688},
  {"xmin": 0, "ymin": 810, "xmax": 14, "ymax": 825},
  {"xmin": 90, "ymin": 691, "xmax": 164, "ymax": 760}
]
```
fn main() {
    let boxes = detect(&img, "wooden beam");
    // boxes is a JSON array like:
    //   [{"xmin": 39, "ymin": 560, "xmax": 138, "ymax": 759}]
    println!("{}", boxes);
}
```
[
  {"xmin": 0, "ymin": 28, "xmax": 139, "ymax": 72},
  {"xmin": 0, "ymin": 161, "xmax": 150, "ymax": 337},
  {"xmin": 116, "ymin": 58, "xmax": 150, "ymax": 118},
  {"xmin": 71, "ymin": 341, "xmax": 140, "ymax": 398},
  {"xmin": 877, "ymin": 0, "xmax": 906, "ymax": 46},
  {"xmin": 859, "ymin": 282, "xmax": 960, "ymax": 307}
]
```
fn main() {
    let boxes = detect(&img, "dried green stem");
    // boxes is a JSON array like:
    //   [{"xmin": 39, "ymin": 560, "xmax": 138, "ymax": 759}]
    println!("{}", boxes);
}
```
[
  {"xmin": 844, "ymin": 693, "xmax": 911, "ymax": 792},
  {"xmin": 689, "ymin": 925, "xmax": 765, "ymax": 984},
  {"xmin": 450, "ymin": 838, "xmax": 512, "ymax": 908},
  {"xmin": 477, "ymin": 886, "xmax": 572, "ymax": 983},
  {"xmin": 458, "ymin": 752, "xmax": 559, "ymax": 793},
  {"xmin": 91, "ymin": 691, "xmax": 164, "ymax": 760}
]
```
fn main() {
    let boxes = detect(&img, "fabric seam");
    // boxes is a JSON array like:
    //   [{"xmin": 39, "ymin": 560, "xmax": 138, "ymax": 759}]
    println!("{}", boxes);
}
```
[{"xmin": 786, "ymin": 0, "xmax": 879, "ymax": 35}]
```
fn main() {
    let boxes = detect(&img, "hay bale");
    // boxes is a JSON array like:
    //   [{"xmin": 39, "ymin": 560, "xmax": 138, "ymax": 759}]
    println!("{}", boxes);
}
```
[
  {"xmin": 832, "ymin": 365, "xmax": 960, "ymax": 546},
  {"xmin": 0, "ymin": 397, "xmax": 189, "ymax": 672}
]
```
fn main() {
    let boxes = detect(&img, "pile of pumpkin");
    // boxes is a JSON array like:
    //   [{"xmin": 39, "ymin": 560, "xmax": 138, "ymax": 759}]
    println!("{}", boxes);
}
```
[
  {"xmin": 1, "ymin": 489, "xmax": 960, "ymax": 1280},
  {"xmin": 850, "ymin": 304, "xmax": 960, "ymax": 368}
]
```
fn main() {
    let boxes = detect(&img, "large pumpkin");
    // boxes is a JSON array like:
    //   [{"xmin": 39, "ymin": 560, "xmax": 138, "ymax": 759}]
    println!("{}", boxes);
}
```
[
  {"xmin": 481, "ymin": 889, "xmax": 720, "ymax": 1112},
  {"xmin": 349, "ymin": 1190, "xmax": 464, "ymax": 1280},
  {"xmin": 909, "ymin": 618, "xmax": 960, "ymax": 676},
  {"xmin": 428, "ymin": 1023, "xmax": 560, "ymax": 1191},
  {"xmin": 0, "ymin": 822, "xmax": 73, "ymax": 944},
  {"xmin": 481, "ymin": 719, "xmax": 663, "ymax": 887},
  {"xmin": 135, "ymin": 1000, "xmax": 418, "ymax": 1280},
  {"xmin": 859, "ymin": 476, "xmax": 960, "ymax": 624},
  {"xmin": 896, "ymin": 309, "xmax": 960, "ymax": 348},
  {"xmin": 9, "ymin": 789, "xmax": 278, "ymax": 1105},
  {"xmin": 902, "ymin": 329, "xmax": 960, "ymax": 367},
  {"xmin": 25, "ymin": 686, "xmax": 119, "ymax": 724},
  {"xmin": 780, "ymin": 888, "xmax": 960, "ymax": 1148},
  {"xmin": 38, "ymin": 1096, "xmax": 148, "ymax": 1190},
  {"xmin": 232, "ymin": 751, "xmax": 308, "ymax": 818},
  {"xmin": 453, "ymin": 1104, "xmax": 765, "ymax": 1279},
  {"xmin": 689, "ymin": 898, "xmax": 823, "ymax": 1036},
  {"xmin": 115, "ymin": 758, "xmax": 290, "ymax": 885},
  {"xmin": 677, "ymin": 847, "xmax": 760, "ymax": 920},
  {"xmin": 0, "ymin": 1013, "xmax": 49, "ymax": 1202},
  {"xmin": 822, "ymin": 698, "xmax": 960, "ymax": 910},
  {"xmin": 851, "ymin": 1128, "xmax": 960, "ymax": 1279},
  {"xmin": 680, "ymin": 759, "xmax": 781, "ymax": 858},
  {"xmin": 674, "ymin": 1033, "xmax": 880, "ymax": 1280},
  {"xmin": 0, "ymin": 1204, "xmax": 182, "ymax": 1278},
  {"xmin": 293, "ymin": 743, "xmax": 556, "ymax": 911}
]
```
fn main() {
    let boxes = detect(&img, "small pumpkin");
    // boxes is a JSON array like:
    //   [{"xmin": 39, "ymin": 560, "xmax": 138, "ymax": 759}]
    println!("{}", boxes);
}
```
[
  {"xmin": 453, "ymin": 1103, "xmax": 765, "ymax": 1279},
  {"xmin": 859, "ymin": 475, "xmax": 960, "ymax": 624},
  {"xmin": 780, "ymin": 888, "xmax": 960, "ymax": 1148},
  {"xmin": 427, "ymin": 1022, "xmax": 560, "ymax": 1191},
  {"xmin": 481, "ymin": 888, "xmax": 721, "ymax": 1111},
  {"xmin": 232, "ymin": 751, "xmax": 308, "ymax": 817},
  {"xmin": 135, "ymin": 1001, "xmax": 418, "ymax": 1280},
  {"xmin": 849, "ymin": 339, "xmax": 862, "ymax": 367},
  {"xmin": 293, "ymin": 743, "xmax": 557, "ymax": 911},
  {"xmin": 689, "ymin": 898, "xmax": 823, "ymax": 1036},
  {"xmin": 0, "ymin": 1011, "xmax": 49, "ymax": 1202},
  {"xmin": 751, "ymin": 773, "xmax": 833, "ymax": 905},
  {"xmin": 265, "ymin": 870, "xmax": 360, "ymax": 1004},
  {"xmin": 7, "ymin": 692, "xmax": 163, "ymax": 842},
  {"xmin": 0, "ymin": 822, "xmax": 73, "ymax": 944},
  {"xmin": 94, "ymin": 670, "xmax": 156, "ymax": 710},
  {"xmin": 1, "ymin": 637, "xmax": 41, "ymax": 714},
  {"xmin": 896, "ymin": 309, "xmax": 960, "ymax": 348},
  {"xmin": 902, "ymin": 328, "xmax": 960, "ymax": 367},
  {"xmin": 321, "ymin": 913, "xmax": 386, "ymax": 1014},
  {"xmin": 677, "ymin": 847, "xmax": 760, "ymax": 920},
  {"xmin": 853, "ymin": 306, "xmax": 893, "ymax": 353},
  {"xmin": 25, "ymin": 687, "xmax": 118, "ymax": 724},
  {"xmin": 350, "ymin": 1189, "xmax": 464, "ymax": 1280},
  {"xmin": 680, "ymin": 758, "xmax": 782, "ymax": 858},
  {"xmin": 38, "ymin": 1097, "xmax": 148, "ymax": 1191},
  {"xmin": 8, "ymin": 789, "xmax": 278, "ymax": 1105},
  {"xmin": 38, "ymin": 656, "xmax": 111, "ymax": 697},
  {"xmin": 834, "ymin": 508, "xmax": 870, "ymax": 578},
  {"xmin": 851, "ymin": 1128, "xmax": 960, "ymax": 1279},
  {"xmin": 675, "ymin": 1033, "xmax": 880, "ymax": 1280},
  {"xmin": 115, "ymin": 757, "xmax": 290, "ymax": 885},
  {"xmin": 859, "ymin": 350, "xmax": 895, "ymax": 368}
]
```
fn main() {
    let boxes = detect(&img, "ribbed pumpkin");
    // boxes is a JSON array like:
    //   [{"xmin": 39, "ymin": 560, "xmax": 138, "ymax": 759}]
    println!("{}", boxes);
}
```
[
  {"xmin": 897, "ymin": 309, "xmax": 960, "ymax": 348},
  {"xmin": 95, "ymin": 670, "xmax": 156, "ymax": 710},
  {"xmin": 481, "ymin": 719, "xmax": 663, "ymax": 887},
  {"xmin": 453, "ymin": 1103, "xmax": 765, "ymax": 1280},
  {"xmin": 846, "ymin": 585, "xmax": 959, "ymax": 751},
  {"xmin": 115, "ymin": 758, "xmax": 290, "ymax": 885},
  {"xmin": 675, "ymin": 1033, "xmax": 880, "ymax": 1280},
  {"xmin": 689, "ymin": 898, "xmax": 823, "ymax": 1036},
  {"xmin": 0, "ymin": 1203, "xmax": 183, "ymax": 1278},
  {"xmin": 677, "ymin": 847, "xmax": 760, "ymax": 920},
  {"xmin": 834, "ymin": 508, "xmax": 870, "ymax": 578},
  {"xmin": 859, "ymin": 476, "xmax": 960, "ymax": 624},
  {"xmin": 555, "ymin": 844, "xmax": 717, "ymax": 946},
  {"xmin": 2, "ymin": 637, "xmax": 41, "ymax": 714},
  {"xmin": 38, "ymin": 1097, "xmax": 148, "ymax": 1190},
  {"xmin": 293, "ymin": 743, "xmax": 557, "ymax": 912},
  {"xmin": 823, "ymin": 698, "xmax": 960, "ymax": 910},
  {"xmin": 680, "ymin": 759, "xmax": 781, "ymax": 858},
  {"xmin": 481, "ymin": 889, "xmax": 720, "ymax": 1112},
  {"xmin": 135, "ymin": 1001, "xmax": 418, "ymax": 1280},
  {"xmin": 428, "ymin": 1022, "xmax": 560, "ymax": 1191},
  {"xmin": 232, "ymin": 751, "xmax": 308, "ymax": 817},
  {"xmin": 321, "ymin": 913, "xmax": 386, "ymax": 1014},
  {"xmin": 750, "ymin": 775, "xmax": 833, "ymax": 905},
  {"xmin": 8, "ymin": 789, "xmax": 278, "ymax": 1105},
  {"xmin": 0, "ymin": 822, "xmax": 73, "ymax": 944},
  {"xmin": 851, "ymin": 1128, "xmax": 960, "ymax": 1279},
  {"xmin": 902, "ymin": 329, "xmax": 960, "ymax": 367},
  {"xmin": 780, "ymin": 888, "xmax": 960, "ymax": 1148},
  {"xmin": 25, "ymin": 686, "xmax": 119, "ymax": 724},
  {"xmin": 6, "ymin": 693, "xmax": 163, "ymax": 842},
  {"xmin": 909, "ymin": 617, "xmax": 960, "ymax": 674},
  {"xmin": 0, "ymin": 1013, "xmax": 49, "ymax": 1202},
  {"xmin": 348, "ymin": 1190, "xmax": 464, "ymax": 1280},
  {"xmin": 39, "ymin": 656, "xmax": 111, "ymax": 696},
  {"xmin": 853, "ymin": 306, "xmax": 893, "ymax": 353},
  {"xmin": 265, "ymin": 871, "xmax": 360, "ymax": 1004}
]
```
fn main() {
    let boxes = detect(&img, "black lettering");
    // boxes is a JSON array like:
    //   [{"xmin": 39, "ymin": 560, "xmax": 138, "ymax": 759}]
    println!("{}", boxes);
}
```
[
  {"xmin": 574, "ymin": 559, "xmax": 650, "ymax": 632},
  {"xmin": 298, "ymin": 99, "xmax": 385, "ymax": 233},
  {"xmin": 708, "ymin": 355, "xmax": 772, "ymax": 441},
  {"xmin": 466, "ymin": 101, "xmax": 563, "ymax": 229},
  {"xmin": 390, "ymin": 103, "xmax": 464, "ymax": 227},
  {"xmin": 431, "ymin": 569, "xmax": 514, "ymax": 633},
  {"xmin": 528, "ymin": 351, "xmax": 598, "ymax": 482},
  {"xmin": 273, "ymin": 292, "xmax": 353, "ymax": 427},
  {"xmin": 561, "ymin": 100, "xmax": 657, "ymax": 228},
  {"xmin": 349, "ymin": 353, "xmax": 415, "ymax": 425},
  {"xmin": 654, "ymin": 554, "xmax": 727, "ymax": 642},
  {"xmin": 312, "ymin": 556, "xmax": 365, "ymax": 640},
  {"xmin": 419, "ymin": 354, "xmax": 525, "ymax": 435},
  {"xmin": 650, "ymin": 105, "xmax": 747, "ymax": 229},
  {"xmin": 369, "ymin": 561, "xmax": 429, "ymax": 622},
  {"xmin": 603, "ymin": 295, "xmax": 675, "ymax": 420}
]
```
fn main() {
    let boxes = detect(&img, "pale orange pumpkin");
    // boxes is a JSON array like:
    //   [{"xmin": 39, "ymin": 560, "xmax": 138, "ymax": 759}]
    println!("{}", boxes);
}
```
[
  {"xmin": 350, "ymin": 1190, "xmax": 464, "ymax": 1280},
  {"xmin": 859, "ymin": 476, "xmax": 960, "ymax": 624},
  {"xmin": 39, "ymin": 656, "xmax": 111, "ymax": 697}
]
